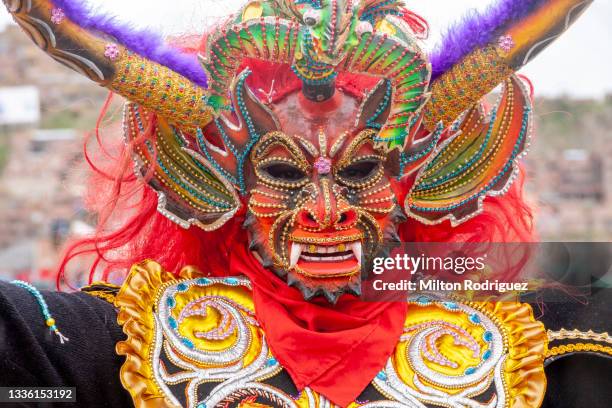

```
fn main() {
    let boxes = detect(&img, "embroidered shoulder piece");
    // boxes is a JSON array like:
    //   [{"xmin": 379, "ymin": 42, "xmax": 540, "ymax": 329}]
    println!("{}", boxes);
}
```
[
  {"xmin": 115, "ymin": 261, "xmax": 272, "ymax": 408},
  {"xmin": 375, "ymin": 294, "xmax": 548, "ymax": 408},
  {"xmin": 115, "ymin": 263, "xmax": 547, "ymax": 408}
]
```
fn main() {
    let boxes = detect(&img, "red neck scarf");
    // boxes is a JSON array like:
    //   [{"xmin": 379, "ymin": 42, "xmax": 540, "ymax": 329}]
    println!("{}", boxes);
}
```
[{"xmin": 228, "ymin": 245, "xmax": 407, "ymax": 407}]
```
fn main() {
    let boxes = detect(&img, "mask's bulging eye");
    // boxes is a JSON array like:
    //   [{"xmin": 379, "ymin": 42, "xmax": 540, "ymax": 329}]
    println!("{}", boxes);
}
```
[
  {"xmin": 303, "ymin": 9, "xmax": 321, "ymax": 26},
  {"xmin": 263, "ymin": 163, "xmax": 307, "ymax": 182},
  {"xmin": 338, "ymin": 160, "xmax": 380, "ymax": 181}
]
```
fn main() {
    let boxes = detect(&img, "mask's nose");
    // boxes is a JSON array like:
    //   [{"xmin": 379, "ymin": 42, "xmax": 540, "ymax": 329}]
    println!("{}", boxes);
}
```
[{"xmin": 296, "ymin": 180, "xmax": 358, "ymax": 230}]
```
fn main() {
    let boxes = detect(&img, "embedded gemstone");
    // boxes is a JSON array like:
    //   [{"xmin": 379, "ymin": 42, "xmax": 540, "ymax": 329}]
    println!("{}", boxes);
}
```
[
  {"xmin": 314, "ymin": 157, "xmax": 332, "ymax": 175},
  {"xmin": 196, "ymin": 278, "xmax": 212, "ymax": 285},
  {"xmin": 376, "ymin": 371, "xmax": 388, "ymax": 381},
  {"xmin": 469, "ymin": 313, "xmax": 481, "ymax": 324}
]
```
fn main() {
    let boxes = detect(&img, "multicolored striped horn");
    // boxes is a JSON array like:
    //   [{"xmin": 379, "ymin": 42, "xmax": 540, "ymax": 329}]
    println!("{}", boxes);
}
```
[{"xmin": 3, "ymin": 0, "xmax": 214, "ymax": 130}]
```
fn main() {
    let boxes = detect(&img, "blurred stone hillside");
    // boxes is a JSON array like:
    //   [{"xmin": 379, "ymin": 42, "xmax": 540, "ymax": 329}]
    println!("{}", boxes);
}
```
[{"xmin": 527, "ymin": 97, "xmax": 612, "ymax": 240}]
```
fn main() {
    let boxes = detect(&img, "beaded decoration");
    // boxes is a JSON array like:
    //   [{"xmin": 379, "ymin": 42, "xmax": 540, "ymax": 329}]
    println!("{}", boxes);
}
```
[
  {"xmin": 546, "ymin": 328, "xmax": 612, "ymax": 361},
  {"xmin": 5, "ymin": 0, "xmax": 593, "ymax": 233},
  {"xmin": 10, "ymin": 280, "xmax": 69, "ymax": 344},
  {"xmin": 422, "ymin": 47, "xmax": 513, "ymax": 131},
  {"xmin": 405, "ymin": 75, "xmax": 533, "ymax": 226},
  {"xmin": 124, "ymin": 104, "xmax": 241, "ymax": 230}
]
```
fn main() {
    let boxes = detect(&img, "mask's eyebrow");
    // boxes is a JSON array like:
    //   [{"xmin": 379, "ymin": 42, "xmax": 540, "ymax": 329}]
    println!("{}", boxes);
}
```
[
  {"xmin": 329, "ymin": 131, "xmax": 349, "ymax": 158},
  {"xmin": 293, "ymin": 135, "xmax": 319, "ymax": 157}
]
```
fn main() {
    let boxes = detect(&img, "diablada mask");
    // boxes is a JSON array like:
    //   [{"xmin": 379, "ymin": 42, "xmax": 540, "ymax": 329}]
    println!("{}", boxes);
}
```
[{"xmin": 7, "ymin": 0, "xmax": 591, "ymax": 301}]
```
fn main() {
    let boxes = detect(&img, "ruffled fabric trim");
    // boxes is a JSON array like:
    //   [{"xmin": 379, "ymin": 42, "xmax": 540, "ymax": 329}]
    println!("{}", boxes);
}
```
[
  {"xmin": 479, "ymin": 302, "xmax": 548, "ymax": 408},
  {"xmin": 114, "ymin": 260, "xmax": 199, "ymax": 408}
]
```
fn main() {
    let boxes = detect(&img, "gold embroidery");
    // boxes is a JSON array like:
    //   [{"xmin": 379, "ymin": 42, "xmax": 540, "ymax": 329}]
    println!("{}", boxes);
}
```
[
  {"xmin": 423, "ymin": 46, "xmax": 513, "ymax": 130},
  {"xmin": 112, "ymin": 52, "xmax": 214, "ymax": 129},
  {"xmin": 546, "ymin": 343, "xmax": 612, "ymax": 359},
  {"xmin": 81, "ymin": 281, "xmax": 120, "ymax": 304},
  {"xmin": 115, "ymin": 262, "xmax": 547, "ymax": 408}
]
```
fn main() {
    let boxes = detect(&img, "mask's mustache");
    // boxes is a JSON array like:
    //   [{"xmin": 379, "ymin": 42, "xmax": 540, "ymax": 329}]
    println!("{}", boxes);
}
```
[{"xmin": 270, "ymin": 210, "xmax": 382, "ymax": 271}]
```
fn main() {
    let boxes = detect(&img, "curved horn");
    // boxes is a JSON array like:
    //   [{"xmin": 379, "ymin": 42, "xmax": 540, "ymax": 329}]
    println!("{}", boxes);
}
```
[
  {"xmin": 3, "ymin": 0, "xmax": 213, "ymax": 129},
  {"xmin": 422, "ymin": 0, "xmax": 593, "ymax": 131}
]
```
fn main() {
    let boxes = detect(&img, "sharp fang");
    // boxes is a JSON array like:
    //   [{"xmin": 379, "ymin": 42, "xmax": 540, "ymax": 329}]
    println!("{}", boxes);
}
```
[
  {"xmin": 350, "ymin": 242, "xmax": 362, "ymax": 265},
  {"xmin": 290, "ymin": 243, "xmax": 302, "ymax": 267}
]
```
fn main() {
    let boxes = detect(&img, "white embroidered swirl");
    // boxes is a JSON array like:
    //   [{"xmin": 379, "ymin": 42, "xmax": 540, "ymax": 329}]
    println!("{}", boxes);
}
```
[{"xmin": 157, "ymin": 278, "xmax": 255, "ymax": 366}]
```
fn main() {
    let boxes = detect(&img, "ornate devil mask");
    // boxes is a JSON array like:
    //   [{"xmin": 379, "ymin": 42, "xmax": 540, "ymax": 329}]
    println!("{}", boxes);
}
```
[{"xmin": 9, "ymin": 0, "xmax": 577, "ymax": 300}]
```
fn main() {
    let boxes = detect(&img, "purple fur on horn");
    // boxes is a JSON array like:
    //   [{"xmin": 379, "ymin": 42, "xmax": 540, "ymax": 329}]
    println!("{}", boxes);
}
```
[
  {"xmin": 429, "ymin": 0, "xmax": 547, "ymax": 81},
  {"xmin": 51, "ymin": 0, "xmax": 207, "ymax": 87}
]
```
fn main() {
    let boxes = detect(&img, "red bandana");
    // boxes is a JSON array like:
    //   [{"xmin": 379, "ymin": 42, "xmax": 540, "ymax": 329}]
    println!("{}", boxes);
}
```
[{"xmin": 228, "ymin": 245, "xmax": 408, "ymax": 407}]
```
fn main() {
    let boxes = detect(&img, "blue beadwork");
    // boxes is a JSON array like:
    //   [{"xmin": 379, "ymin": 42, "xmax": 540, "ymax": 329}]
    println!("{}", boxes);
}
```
[
  {"xmin": 360, "ymin": 0, "xmax": 403, "ymax": 24},
  {"xmin": 415, "ymin": 295, "xmax": 432, "ymax": 305},
  {"xmin": 295, "ymin": 0, "xmax": 322, "ymax": 9},
  {"xmin": 197, "ymin": 70, "xmax": 262, "ymax": 194},
  {"xmin": 416, "ymin": 107, "xmax": 499, "ymax": 192},
  {"xmin": 10, "ymin": 280, "xmax": 68, "ymax": 344},
  {"xmin": 196, "ymin": 277, "xmax": 212, "ymax": 285},
  {"xmin": 469, "ymin": 313, "xmax": 481, "ymax": 324},
  {"xmin": 366, "ymin": 81, "xmax": 392, "ymax": 129},
  {"xmin": 225, "ymin": 277, "xmax": 239, "ymax": 285},
  {"xmin": 182, "ymin": 338, "xmax": 195, "ymax": 349},
  {"xmin": 398, "ymin": 122, "xmax": 444, "ymax": 176},
  {"xmin": 292, "ymin": 28, "xmax": 337, "ymax": 86}
]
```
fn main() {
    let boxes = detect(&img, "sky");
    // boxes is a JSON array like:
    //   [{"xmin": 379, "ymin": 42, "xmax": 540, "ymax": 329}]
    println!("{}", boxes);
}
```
[{"xmin": 1, "ymin": 0, "xmax": 611, "ymax": 98}]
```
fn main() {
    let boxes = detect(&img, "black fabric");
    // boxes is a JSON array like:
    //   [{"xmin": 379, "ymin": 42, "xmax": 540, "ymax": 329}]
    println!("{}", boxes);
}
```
[
  {"xmin": 542, "ymin": 353, "xmax": 612, "ymax": 408},
  {"xmin": 532, "ymin": 287, "xmax": 612, "ymax": 408},
  {"xmin": 0, "ymin": 281, "xmax": 132, "ymax": 407}
]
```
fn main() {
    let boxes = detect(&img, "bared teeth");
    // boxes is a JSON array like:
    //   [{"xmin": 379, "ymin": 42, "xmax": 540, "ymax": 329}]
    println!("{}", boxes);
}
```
[
  {"xmin": 349, "ymin": 242, "xmax": 362, "ymax": 265},
  {"xmin": 291, "ymin": 241, "xmax": 362, "ymax": 263},
  {"xmin": 290, "ymin": 243, "xmax": 302, "ymax": 267}
]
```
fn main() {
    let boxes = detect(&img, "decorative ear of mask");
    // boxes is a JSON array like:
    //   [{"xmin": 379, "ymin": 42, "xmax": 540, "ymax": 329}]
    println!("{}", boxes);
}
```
[
  {"xmin": 198, "ymin": 69, "xmax": 280, "ymax": 194},
  {"xmin": 124, "ymin": 104, "xmax": 241, "ymax": 230},
  {"xmin": 405, "ymin": 75, "xmax": 532, "ymax": 226},
  {"xmin": 357, "ymin": 80, "xmax": 444, "ymax": 177}
]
